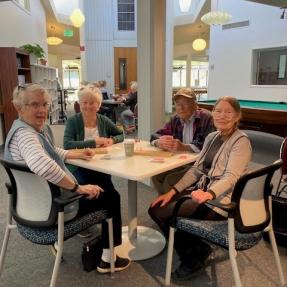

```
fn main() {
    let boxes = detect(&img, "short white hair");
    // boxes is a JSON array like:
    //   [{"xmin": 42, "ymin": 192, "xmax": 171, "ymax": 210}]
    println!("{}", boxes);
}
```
[
  {"xmin": 78, "ymin": 86, "xmax": 103, "ymax": 105},
  {"xmin": 12, "ymin": 84, "xmax": 51, "ymax": 107},
  {"xmin": 130, "ymin": 81, "xmax": 137, "ymax": 91}
]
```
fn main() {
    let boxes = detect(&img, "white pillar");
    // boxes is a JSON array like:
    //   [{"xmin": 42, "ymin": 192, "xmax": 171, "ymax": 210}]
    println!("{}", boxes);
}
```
[
  {"xmin": 137, "ymin": 0, "xmax": 166, "ymax": 140},
  {"xmin": 186, "ymin": 53, "xmax": 191, "ymax": 87},
  {"xmin": 165, "ymin": 0, "xmax": 174, "ymax": 114}
]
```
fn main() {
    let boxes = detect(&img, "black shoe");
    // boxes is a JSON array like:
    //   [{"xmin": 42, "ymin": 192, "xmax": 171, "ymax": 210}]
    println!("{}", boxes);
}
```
[
  {"xmin": 172, "ymin": 245, "xmax": 213, "ymax": 281},
  {"xmin": 172, "ymin": 261, "xmax": 204, "ymax": 281},
  {"xmin": 97, "ymin": 256, "xmax": 131, "ymax": 273}
]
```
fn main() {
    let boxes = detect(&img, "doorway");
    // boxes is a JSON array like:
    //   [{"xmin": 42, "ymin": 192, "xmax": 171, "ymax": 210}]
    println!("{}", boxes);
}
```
[{"xmin": 114, "ymin": 47, "xmax": 137, "ymax": 94}]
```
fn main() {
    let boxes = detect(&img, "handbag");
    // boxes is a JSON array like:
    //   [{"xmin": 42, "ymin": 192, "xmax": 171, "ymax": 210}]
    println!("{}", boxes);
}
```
[{"xmin": 81, "ymin": 235, "xmax": 103, "ymax": 272}]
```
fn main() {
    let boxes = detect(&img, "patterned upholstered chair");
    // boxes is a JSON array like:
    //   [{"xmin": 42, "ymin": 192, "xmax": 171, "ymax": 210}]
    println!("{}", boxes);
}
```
[
  {"xmin": 165, "ymin": 160, "xmax": 285, "ymax": 287},
  {"xmin": 0, "ymin": 159, "xmax": 115, "ymax": 287}
]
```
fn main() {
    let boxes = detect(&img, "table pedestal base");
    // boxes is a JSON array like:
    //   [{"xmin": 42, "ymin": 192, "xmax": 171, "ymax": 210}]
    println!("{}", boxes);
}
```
[{"xmin": 116, "ymin": 226, "xmax": 166, "ymax": 261}]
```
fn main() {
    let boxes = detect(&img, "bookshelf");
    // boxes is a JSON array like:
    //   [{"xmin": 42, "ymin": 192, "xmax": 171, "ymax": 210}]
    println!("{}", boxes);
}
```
[
  {"xmin": 0, "ymin": 47, "xmax": 31, "ymax": 139},
  {"xmin": 30, "ymin": 64, "xmax": 59, "ymax": 124}
]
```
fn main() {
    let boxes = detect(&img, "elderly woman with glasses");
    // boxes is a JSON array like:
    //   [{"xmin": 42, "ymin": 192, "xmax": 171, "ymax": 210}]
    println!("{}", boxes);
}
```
[
  {"xmin": 149, "ymin": 96, "xmax": 252, "ymax": 281},
  {"xmin": 4, "ymin": 84, "xmax": 130, "ymax": 273}
]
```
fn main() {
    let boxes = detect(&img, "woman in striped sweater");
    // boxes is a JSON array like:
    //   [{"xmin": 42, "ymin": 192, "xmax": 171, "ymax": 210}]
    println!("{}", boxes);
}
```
[{"xmin": 4, "ymin": 84, "xmax": 130, "ymax": 273}]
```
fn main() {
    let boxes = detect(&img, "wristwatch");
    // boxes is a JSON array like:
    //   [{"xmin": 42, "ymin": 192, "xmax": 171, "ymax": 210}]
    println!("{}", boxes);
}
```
[{"xmin": 71, "ymin": 182, "xmax": 79, "ymax": 192}]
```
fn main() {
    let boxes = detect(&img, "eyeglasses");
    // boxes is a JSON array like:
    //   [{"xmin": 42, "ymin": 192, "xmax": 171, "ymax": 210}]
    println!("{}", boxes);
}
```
[
  {"xmin": 212, "ymin": 109, "xmax": 235, "ymax": 118},
  {"xmin": 25, "ymin": 102, "xmax": 50, "ymax": 109}
]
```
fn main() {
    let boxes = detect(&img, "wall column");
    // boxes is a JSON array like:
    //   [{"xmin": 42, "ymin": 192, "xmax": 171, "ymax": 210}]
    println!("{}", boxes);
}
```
[
  {"xmin": 186, "ymin": 53, "xmax": 191, "ymax": 87},
  {"xmin": 137, "ymin": 0, "xmax": 166, "ymax": 140}
]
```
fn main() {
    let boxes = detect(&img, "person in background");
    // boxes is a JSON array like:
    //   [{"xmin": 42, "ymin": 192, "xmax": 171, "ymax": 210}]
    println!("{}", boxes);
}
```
[
  {"xmin": 4, "ymin": 84, "xmax": 130, "ymax": 273},
  {"xmin": 151, "ymin": 88, "xmax": 215, "ymax": 194},
  {"xmin": 98, "ymin": 80, "xmax": 115, "ymax": 120},
  {"xmin": 149, "ymin": 96, "xmax": 252, "ymax": 281},
  {"xmin": 98, "ymin": 80, "xmax": 111, "ymax": 100},
  {"xmin": 114, "ymin": 81, "xmax": 138, "ymax": 133}
]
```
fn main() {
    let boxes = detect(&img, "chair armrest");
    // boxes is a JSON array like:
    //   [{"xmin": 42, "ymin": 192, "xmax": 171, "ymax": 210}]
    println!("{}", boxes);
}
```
[
  {"xmin": 54, "ymin": 193, "xmax": 87, "ymax": 211},
  {"xmin": 207, "ymin": 200, "xmax": 237, "ymax": 212}
]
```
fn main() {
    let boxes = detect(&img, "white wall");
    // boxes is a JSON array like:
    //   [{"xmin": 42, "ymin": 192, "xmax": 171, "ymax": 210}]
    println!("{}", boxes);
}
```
[
  {"xmin": 208, "ymin": 0, "xmax": 287, "ymax": 101},
  {"xmin": 0, "ymin": 0, "xmax": 47, "ymax": 53},
  {"xmin": 81, "ymin": 0, "xmax": 136, "ymax": 93}
]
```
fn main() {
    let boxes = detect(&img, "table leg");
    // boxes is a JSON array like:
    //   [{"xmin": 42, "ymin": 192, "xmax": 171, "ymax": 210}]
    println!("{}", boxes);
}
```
[
  {"xmin": 128, "ymin": 180, "xmax": 137, "ymax": 241},
  {"xmin": 116, "ymin": 179, "xmax": 166, "ymax": 261}
]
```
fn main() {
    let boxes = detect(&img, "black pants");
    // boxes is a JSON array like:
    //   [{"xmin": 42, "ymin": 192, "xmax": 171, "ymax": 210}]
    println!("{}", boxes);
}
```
[
  {"xmin": 148, "ymin": 190, "xmax": 225, "ymax": 266},
  {"xmin": 74, "ymin": 167, "xmax": 122, "ymax": 249}
]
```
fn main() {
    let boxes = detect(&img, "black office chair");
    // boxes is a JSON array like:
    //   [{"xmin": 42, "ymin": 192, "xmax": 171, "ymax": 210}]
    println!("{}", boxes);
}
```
[
  {"xmin": 0, "ymin": 159, "xmax": 115, "ymax": 287},
  {"xmin": 165, "ymin": 160, "xmax": 285, "ymax": 287}
]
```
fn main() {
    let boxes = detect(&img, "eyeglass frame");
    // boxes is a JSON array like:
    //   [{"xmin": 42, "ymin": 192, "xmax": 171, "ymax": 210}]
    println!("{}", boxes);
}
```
[{"xmin": 212, "ymin": 108, "xmax": 237, "ymax": 118}]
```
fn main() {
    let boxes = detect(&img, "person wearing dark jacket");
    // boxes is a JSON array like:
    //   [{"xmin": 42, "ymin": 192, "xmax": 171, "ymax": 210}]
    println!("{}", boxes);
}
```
[{"xmin": 114, "ymin": 81, "xmax": 138, "ymax": 132}]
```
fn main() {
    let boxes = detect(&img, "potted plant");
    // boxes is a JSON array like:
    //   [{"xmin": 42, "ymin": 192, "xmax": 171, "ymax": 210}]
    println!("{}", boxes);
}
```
[{"xmin": 19, "ymin": 43, "xmax": 46, "ymax": 65}]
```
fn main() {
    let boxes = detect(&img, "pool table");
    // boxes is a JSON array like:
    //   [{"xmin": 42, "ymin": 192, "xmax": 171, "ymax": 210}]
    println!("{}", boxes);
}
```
[{"xmin": 198, "ymin": 100, "xmax": 287, "ymax": 137}]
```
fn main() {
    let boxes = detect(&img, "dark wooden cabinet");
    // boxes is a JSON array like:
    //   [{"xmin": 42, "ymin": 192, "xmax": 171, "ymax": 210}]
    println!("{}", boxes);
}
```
[{"xmin": 0, "ymin": 48, "xmax": 31, "ymax": 138}]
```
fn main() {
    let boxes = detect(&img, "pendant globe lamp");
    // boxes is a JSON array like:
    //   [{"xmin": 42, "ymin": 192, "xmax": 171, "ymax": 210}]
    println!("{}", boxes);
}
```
[
  {"xmin": 201, "ymin": 0, "xmax": 231, "ymax": 25},
  {"xmin": 179, "ymin": 0, "xmax": 192, "ymax": 12},
  {"xmin": 47, "ymin": 26, "xmax": 63, "ymax": 46},
  {"xmin": 192, "ymin": 38, "xmax": 206, "ymax": 51},
  {"xmin": 70, "ymin": 9, "xmax": 85, "ymax": 28}
]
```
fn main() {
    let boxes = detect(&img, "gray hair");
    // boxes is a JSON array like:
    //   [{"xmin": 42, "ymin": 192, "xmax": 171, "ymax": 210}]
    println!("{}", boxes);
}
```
[
  {"xmin": 78, "ymin": 86, "xmax": 103, "ymax": 105},
  {"xmin": 12, "ymin": 84, "xmax": 51, "ymax": 107},
  {"xmin": 130, "ymin": 81, "xmax": 137, "ymax": 91}
]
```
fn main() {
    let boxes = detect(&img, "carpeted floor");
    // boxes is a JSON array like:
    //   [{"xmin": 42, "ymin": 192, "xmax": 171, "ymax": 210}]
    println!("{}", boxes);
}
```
[{"xmin": 0, "ymin": 106, "xmax": 286, "ymax": 287}]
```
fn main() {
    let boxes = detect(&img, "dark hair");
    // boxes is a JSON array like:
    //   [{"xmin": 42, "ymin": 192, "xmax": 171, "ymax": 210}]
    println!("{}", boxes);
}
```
[
  {"xmin": 214, "ymin": 96, "xmax": 241, "ymax": 115},
  {"xmin": 213, "ymin": 96, "xmax": 241, "ymax": 132}
]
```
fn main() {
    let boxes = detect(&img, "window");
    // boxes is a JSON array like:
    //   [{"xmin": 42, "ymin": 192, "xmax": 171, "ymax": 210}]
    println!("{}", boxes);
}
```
[
  {"xmin": 252, "ymin": 47, "xmax": 287, "ymax": 85},
  {"xmin": 117, "ymin": 0, "xmax": 135, "ymax": 31},
  {"xmin": 191, "ymin": 61, "xmax": 208, "ymax": 87},
  {"xmin": 172, "ymin": 60, "xmax": 186, "ymax": 87},
  {"xmin": 13, "ymin": 0, "xmax": 30, "ymax": 11}
]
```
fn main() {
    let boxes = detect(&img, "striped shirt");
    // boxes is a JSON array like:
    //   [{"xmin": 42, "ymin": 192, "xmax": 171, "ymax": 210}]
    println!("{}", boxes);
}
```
[{"xmin": 8, "ymin": 128, "xmax": 68, "ymax": 184}]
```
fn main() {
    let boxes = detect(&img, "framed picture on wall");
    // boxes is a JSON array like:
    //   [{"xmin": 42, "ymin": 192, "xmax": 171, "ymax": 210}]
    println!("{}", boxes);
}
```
[{"xmin": 278, "ymin": 54, "xmax": 287, "ymax": 79}]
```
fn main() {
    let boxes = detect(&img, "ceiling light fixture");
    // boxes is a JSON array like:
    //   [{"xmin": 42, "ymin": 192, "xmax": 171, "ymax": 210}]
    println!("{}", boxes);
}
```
[
  {"xmin": 192, "ymin": 38, "xmax": 206, "ymax": 51},
  {"xmin": 70, "ymin": 9, "xmax": 85, "ymax": 28},
  {"xmin": 201, "ymin": 0, "xmax": 231, "ymax": 25},
  {"xmin": 179, "ymin": 0, "xmax": 192, "ymax": 12},
  {"xmin": 47, "ymin": 26, "xmax": 63, "ymax": 46},
  {"xmin": 47, "ymin": 37, "xmax": 63, "ymax": 45}
]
